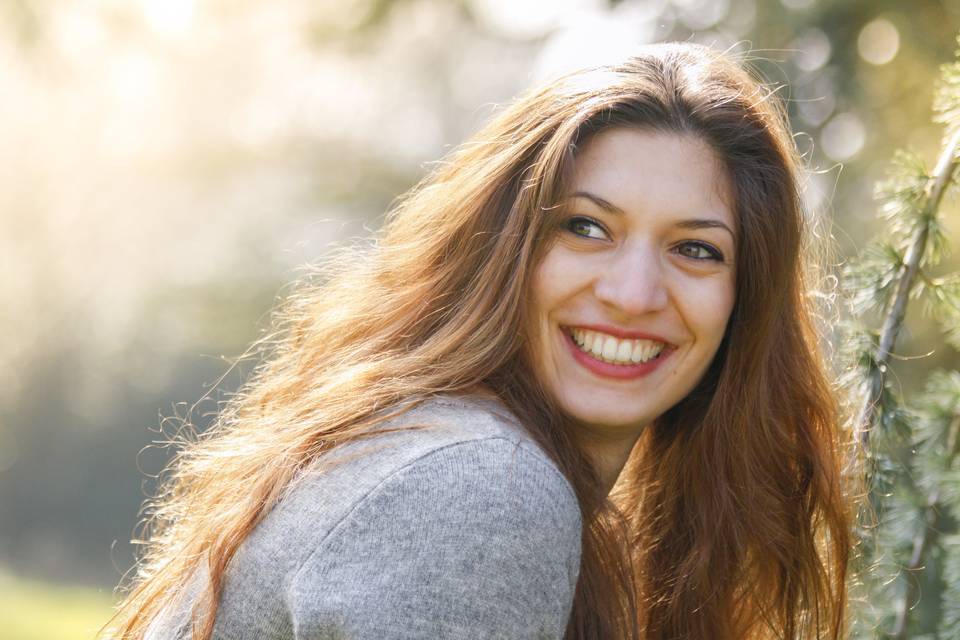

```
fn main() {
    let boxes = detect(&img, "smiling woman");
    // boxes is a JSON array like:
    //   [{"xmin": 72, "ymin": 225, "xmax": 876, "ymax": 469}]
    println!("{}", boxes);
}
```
[
  {"xmin": 531, "ymin": 131, "xmax": 737, "ymax": 491},
  {"xmin": 105, "ymin": 43, "xmax": 852, "ymax": 640}
]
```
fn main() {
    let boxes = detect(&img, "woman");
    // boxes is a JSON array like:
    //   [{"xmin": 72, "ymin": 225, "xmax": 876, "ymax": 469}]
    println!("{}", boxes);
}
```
[{"xmin": 107, "ymin": 42, "xmax": 851, "ymax": 639}]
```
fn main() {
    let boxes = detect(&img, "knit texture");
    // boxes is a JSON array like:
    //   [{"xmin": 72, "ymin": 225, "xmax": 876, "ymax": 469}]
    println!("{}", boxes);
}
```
[{"xmin": 147, "ymin": 395, "xmax": 583, "ymax": 639}]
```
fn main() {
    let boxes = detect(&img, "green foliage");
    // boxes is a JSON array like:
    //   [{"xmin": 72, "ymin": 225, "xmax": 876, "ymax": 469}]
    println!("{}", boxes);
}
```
[
  {"xmin": 846, "ymin": 33, "xmax": 960, "ymax": 640},
  {"xmin": 875, "ymin": 152, "xmax": 929, "ymax": 235},
  {"xmin": 942, "ymin": 533, "xmax": 960, "ymax": 638},
  {"xmin": 933, "ymin": 35, "xmax": 960, "ymax": 133}
]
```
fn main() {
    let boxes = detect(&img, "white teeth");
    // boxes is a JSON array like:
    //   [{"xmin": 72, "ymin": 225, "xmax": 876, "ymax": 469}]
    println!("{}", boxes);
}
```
[
  {"xmin": 567, "ymin": 328, "xmax": 666, "ymax": 365},
  {"xmin": 590, "ymin": 333, "xmax": 604, "ymax": 357},
  {"xmin": 601, "ymin": 336, "xmax": 617, "ymax": 360},
  {"xmin": 641, "ymin": 343, "xmax": 654, "ymax": 361}
]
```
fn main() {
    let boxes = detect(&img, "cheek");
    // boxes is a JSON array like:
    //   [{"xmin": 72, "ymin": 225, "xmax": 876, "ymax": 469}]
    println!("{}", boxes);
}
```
[
  {"xmin": 527, "ymin": 270, "xmax": 549, "ymax": 344},
  {"xmin": 529, "ymin": 248, "xmax": 571, "ymax": 317},
  {"xmin": 526, "ymin": 259, "xmax": 557, "ymax": 355},
  {"xmin": 684, "ymin": 277, "xmax": 737, "ymax": 347},
  {"xmin": 530, "ymin": 264, "xmax": 549, "ymax": 311},
  {"xmin": 527, "ymin": 249, "xmax": 583, "ymax": 374},
  {"xmin": 714, "ymin": 284, "xmax": 737, "ymax": 344}
]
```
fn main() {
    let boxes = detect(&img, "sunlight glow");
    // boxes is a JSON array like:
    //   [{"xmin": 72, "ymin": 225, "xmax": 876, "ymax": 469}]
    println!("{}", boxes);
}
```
[
  {"xmin": 470, "ymin": 0, "xmax": 598, "ymax": 38},
  {"xmin": 533, "ymin": 5, "xmax": 657, "ymax": 82},
  {"xmin": 140, "ymin": 0, "xmax": 195, "ymax": 38}
]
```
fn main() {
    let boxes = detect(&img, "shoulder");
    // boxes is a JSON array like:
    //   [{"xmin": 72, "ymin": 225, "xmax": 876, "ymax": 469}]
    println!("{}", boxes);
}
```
[
  {"xmin": 309, "ymin": 413, "xmax": 583, "ymax": 558},
  {"xmin": 348, "ymin": 434, "xmax": 582, "ymax": 537},
  {"xmin": 251, "ymin": 393, "xmax": 579, "ymax": 554},
  {"xmin": 364, "ymin": 394, "xmax": 581, "ymax": 534},
  {"xmin": 396, "ymin": 392, "xmax": 538, "ymax": 445},
  {"xmin": 286, "ymin": 436, "xmax": 582, "ymax": 638},
  {"xmin": 260, "ymin": 392, "xmax": 582, "ymax": 565},
  {"xmin": 301, "ymin": 393, "xmax": 576, "ymax": 503}
]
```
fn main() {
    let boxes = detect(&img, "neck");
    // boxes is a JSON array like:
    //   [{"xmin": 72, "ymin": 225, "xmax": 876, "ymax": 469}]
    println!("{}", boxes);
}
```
[
  {"xmin": 467, "ymin": 385, "xmax": 642, "ymax": 495},
  {"xmin": 578, "ymin": 426, "xmax": 645, "ymax": 496}
]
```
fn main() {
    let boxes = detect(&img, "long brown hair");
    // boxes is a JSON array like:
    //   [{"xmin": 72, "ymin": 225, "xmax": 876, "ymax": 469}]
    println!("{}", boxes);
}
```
[{"xmin": 105, "ymin": 43, "xmax": 851, "ymax": 639}]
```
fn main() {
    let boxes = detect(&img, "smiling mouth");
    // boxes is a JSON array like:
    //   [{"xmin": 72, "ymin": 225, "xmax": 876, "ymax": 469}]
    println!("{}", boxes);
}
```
[{"xmin": 565, "ymin": 327, "xmax": 668, "ymax": 365}]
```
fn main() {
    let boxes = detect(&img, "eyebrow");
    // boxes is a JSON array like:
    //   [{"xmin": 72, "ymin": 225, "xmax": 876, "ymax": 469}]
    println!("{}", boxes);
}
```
[{"xmin": 570, "ymin": 190, "xmax": 736, "ymax": 240}]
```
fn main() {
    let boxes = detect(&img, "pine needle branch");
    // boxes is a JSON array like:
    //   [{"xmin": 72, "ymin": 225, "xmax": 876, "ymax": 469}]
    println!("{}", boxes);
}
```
[
  {"xmin": 888, "ymin": 414, "xmax": 960, "ymax": 638},
  {"xmin": 854, "ymin": 128, "xmax": 960, "ymax": 454}
]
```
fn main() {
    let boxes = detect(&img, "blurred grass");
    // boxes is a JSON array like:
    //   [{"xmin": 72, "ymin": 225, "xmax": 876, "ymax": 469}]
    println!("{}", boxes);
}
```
[{"xmin": 0, "ymin": 570, "xmax": 115, "ymax": 640}]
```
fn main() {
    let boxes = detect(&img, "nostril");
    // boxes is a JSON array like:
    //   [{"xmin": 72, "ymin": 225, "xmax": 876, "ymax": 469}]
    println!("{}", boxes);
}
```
[{"xmin": 594, "ymin": 272, "xmax": 669, "ymax": 315}]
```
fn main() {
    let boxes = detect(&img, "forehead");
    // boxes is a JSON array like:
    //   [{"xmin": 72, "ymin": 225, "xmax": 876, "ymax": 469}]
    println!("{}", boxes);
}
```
[{"xmin": 570, "ymin": 128, "xmax": 734, "ymax": 228}]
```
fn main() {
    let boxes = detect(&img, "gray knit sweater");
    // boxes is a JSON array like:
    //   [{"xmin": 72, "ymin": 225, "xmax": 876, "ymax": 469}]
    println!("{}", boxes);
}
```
[{"xmin": 148, "ymin": 395, "xmax": 583, "ymax": 639}]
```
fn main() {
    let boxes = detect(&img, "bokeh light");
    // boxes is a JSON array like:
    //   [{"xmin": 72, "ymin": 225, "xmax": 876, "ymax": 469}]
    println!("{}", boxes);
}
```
[
  {"xmin": 796, "ymin": 73, "xmax": 837, "ymax": 127},
  {"xmin": 858, "ymin": 17, "xmax": 900, "ymax": 65},
  {"xmin": 821, "ymin": 111, "xmax": 866, "ymax": 161},
  {"xmin": 673, "ymin": 0, "xmax": 730, "ymax": 30},
  {"xmin": 791, "ymin": 27, "xmax": 831, "ymax": 71}
]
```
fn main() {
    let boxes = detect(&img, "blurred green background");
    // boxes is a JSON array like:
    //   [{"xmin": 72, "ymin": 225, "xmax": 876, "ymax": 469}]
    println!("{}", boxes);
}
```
[{"xmin": 1, "ymin": 0, "xmax": 959, "ymax": 638}]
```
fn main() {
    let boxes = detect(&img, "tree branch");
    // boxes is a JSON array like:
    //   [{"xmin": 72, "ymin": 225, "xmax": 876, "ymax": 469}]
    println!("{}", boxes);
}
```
[
  {"xmin": 854, "ymin": 129, "xmax": 960, "ymax": 454},
  {"xmin": 888, "ymin": 415, "xmax": 960, "ymax": 638}
]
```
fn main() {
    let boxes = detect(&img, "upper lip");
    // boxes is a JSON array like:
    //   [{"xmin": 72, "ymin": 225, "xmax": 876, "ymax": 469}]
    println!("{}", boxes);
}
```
[{"xmin": 565, "ymin": 323, "xmax": 675, "ymax": 346}]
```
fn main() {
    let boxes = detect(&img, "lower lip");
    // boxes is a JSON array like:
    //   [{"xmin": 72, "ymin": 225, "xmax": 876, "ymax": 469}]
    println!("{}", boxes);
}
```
[{"xmin": 562, "ymin": 329, "xmax": 672, "ymax": 380}]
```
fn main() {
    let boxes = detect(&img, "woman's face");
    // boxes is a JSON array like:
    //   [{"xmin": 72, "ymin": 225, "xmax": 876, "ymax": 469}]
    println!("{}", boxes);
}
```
[{"xmin": 529, "ymin": 128, "xmax": 737, "ymax": 442}]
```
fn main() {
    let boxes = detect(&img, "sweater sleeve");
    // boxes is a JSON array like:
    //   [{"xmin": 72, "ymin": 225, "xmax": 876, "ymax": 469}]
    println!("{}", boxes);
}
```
[{"xmin": 284, "ymin": 438, "xmax": 583, "ymax": 640}]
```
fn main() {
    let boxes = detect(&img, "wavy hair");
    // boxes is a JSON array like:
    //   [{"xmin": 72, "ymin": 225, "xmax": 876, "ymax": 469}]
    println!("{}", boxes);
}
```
[{"xmin": 105, "ymin": 43, "xmax": 851, "ymax": 639}]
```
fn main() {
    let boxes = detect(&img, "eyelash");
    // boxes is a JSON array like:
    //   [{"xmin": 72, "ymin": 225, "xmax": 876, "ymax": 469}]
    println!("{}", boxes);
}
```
[
  {"xmin": 564, "ymin": 216, "xmax": 608, "ymax": 240},
  {"xmin": 563, "ymin": 216, "xmax": 726, "ymax": 262},
  {"xmin": 675, "ymin": 241, "xmax": 725, "ymax": 262}
]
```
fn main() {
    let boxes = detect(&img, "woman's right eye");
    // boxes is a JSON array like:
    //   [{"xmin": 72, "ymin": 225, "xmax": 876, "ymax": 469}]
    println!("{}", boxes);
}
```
[{"xmin": 565, "ymin": 216, "xmax": 608, "ymax": 240}]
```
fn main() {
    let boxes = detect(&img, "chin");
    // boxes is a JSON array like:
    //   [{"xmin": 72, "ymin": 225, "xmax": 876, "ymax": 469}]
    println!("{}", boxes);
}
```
[{"xmin": 560, "ymin": 398, "xmax": 652, "ymax": 434}]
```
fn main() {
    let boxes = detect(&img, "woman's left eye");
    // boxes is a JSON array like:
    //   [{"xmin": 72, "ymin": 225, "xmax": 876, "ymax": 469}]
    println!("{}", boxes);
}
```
[
  {"xmin": 675, "ymin": 241, "xmax": 724, "ymax": 261},
  {"xmin": 565, "ymin": 216, "xmax": 609, "ymax": 240}
]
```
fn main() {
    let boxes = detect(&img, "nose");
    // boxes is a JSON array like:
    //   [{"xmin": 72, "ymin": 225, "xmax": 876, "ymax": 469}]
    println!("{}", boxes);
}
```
[{"xmin": 593, "ymin": 242, "xmax": 669, "ymax": 316}]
